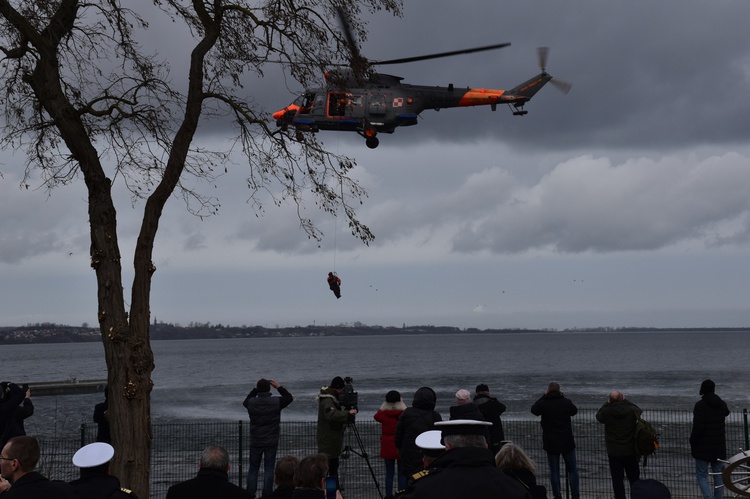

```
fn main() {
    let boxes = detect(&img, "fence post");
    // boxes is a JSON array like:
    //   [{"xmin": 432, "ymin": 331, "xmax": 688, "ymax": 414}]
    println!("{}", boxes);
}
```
[
  {"xmin": 80, "ymin": 422, "xmax": 85, "ymax": 448},
  {"xmin": 744, "ymin": 408, "xmax": 749, "ymax": 450},
  {"xmin": 238, "ymin": 420, "xmax": 243, "ymax": 489}
]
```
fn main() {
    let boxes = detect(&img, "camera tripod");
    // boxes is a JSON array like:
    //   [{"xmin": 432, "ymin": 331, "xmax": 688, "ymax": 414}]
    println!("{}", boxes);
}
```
[{"xmin": 341, "ymin": 420, "xmax": 383, "ymax": 498}]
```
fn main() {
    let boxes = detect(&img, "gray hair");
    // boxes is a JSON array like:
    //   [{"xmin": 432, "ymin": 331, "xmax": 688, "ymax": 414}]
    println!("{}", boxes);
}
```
[
  {"xmin": 200, "ymin": 445, "xmax": 230, "ymax": 471},
  {"xmin": 495, "ymin": 443, "xmax": 537, "ymax": 475}
]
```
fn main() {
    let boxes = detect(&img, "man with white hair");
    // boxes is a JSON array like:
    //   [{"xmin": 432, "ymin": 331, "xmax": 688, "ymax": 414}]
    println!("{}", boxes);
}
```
[
  {"xmin": 166, "ymin": 445, "xmax": 251, "ymax": 499},
  {"xmin": 448, "ymin": 389, "xmax": 484, "ymax": 421}
]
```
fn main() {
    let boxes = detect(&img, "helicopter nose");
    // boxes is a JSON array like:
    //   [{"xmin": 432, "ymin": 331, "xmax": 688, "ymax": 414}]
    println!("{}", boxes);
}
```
[{"xmin": 272, "ymin": 108, "xmax": 288, "ymax": 120}]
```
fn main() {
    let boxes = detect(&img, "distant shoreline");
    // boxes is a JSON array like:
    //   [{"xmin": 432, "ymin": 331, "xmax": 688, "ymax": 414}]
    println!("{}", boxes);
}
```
[{"xmin": 2, "ymin": 322, "xmax": 749, "ymax": 344}]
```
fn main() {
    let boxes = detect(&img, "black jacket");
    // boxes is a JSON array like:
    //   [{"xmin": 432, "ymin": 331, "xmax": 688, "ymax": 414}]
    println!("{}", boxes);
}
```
[
  {"xmin": 530, "ymin": 390, "xmax": 577, "ymax": 454},
  {"xmin": 0, "ymin": 383, "xmax": 25, "ymax": 447},
  {"xmin": 690, "ymin": 392, "xmax": 730, "ymax": 461},
  {"xmin": 243, "ymin": 386, "xmax": 293, "ymax": 447},
  {"xmin": 69, "ymin": 473, "xmax": 137, "ymax": 499},
  {"xmin": 473, "ymin": 394, "xmax": 506, "ymax": 445},
  {"xmin": 448, "ymin": 402, "xmax": 485, "ymax": 421},
  {"xmin": 2, "ymin": 471, "xmax": 78, "ymax": 499},
  {"xmin": 395, "ymin": 387, "xmax": 442, "ymax": 477},
  {"xmin": 396, "ymin": 447, "xmax": 530, "ymax": 499},
  {"xmin": 165, "ymin": 468, "xmax": 251, "ymax": 499}
]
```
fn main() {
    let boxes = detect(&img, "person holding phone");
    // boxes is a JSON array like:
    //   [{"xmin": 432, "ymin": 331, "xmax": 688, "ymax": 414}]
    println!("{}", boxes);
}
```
[{"xmin": 291, "ymin": 454, "xmax": 342, "ymax": 499}]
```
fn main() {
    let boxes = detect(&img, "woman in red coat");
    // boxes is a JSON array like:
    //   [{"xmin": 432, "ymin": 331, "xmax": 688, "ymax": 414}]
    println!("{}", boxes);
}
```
[{"xmin": 374, "ymin": 390, "xmax": 406, "ymax": 499}]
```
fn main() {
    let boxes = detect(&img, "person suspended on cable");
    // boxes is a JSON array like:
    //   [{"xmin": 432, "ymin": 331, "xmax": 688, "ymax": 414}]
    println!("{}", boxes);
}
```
[{"xmin": 327, "ymin": 272, "xmax": 341, "ymax": 299}]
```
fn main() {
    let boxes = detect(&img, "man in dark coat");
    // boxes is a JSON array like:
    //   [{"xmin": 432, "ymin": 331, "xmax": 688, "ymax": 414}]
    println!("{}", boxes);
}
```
[
  {"xmin": 11, "ymin": 387, "xmax": 33, "ymax": 438},
  {"xmin": 166, "ymin": 445, "xmax": 251, "ymax": 499},
  {"xmin": 69, "ymin": 442, "xmax": 137, "ymax": 498},
  {"xmin": 531, "ymin": 382, "xmax": 580, "ymax": 499},
  {"xmin": 93, "ymin": 388, "xmax": 111, "ymax": 444},
  {"xmin": 473, "ymin": 383, "xmax": 507, "ymax": 456},
  {"xmin": 243, "ymin": 378, "xmax": 294, "ymax": 498},
  {"xmin": 690, "ymin": 379, "xmax": 730, "ymax": 499},
  {"xmin": 0, "ymin": 383, "xmax": 25, "ymax": 448},
  {"xmin": 0, "ymin": 435, "xmax": 78, "ymax": 499},
  {"xmin": 596, "ymin": 390, "xmax": 642, "ymax": 499},
  {"xmin": 395, "ymin": 387, "xmax": 442, "ymax": 483},
  {"xmin": 396, "ymin": 420, "xmax": 530, "ymax": 499}
]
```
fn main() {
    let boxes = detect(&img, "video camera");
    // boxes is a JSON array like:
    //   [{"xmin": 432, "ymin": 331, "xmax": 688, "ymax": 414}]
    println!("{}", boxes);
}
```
[{"xmin": 339, "ymin": 376, "xmax": 358, "ymax": 410}]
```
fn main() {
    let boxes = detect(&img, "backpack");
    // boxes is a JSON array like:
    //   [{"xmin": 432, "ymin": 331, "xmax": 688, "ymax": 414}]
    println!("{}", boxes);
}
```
[{"xmin": 634, "ymin": 416, "xmax": 660, "ymax": 466}]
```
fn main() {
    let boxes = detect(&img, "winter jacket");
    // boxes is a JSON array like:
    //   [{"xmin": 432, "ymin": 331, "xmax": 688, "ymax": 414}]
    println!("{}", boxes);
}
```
[
  {"xmin": 449, "ymin": 402, "xmax": 485, "ymax": 421},
  {"xmin": 316, "ymin": 386, "xmax": 351, "ymax": 458},
  {"xmin": 69, "ymin": 472, "xmax": 137, "ymax": 499},
  {"xmin": 165, "ymin": 468, "xmax": 251, "ymax": 499},
  {"xmin": 395, "ymin": 387, "xmax": 442, "ymax": 477},
  {"xmin": 690, "ymin": 392, "xmax": 730, "ymax": 461},
  {"xmin": 595, "ymin": 399, "xmax": 642, "ymax": 457},
  {"xmin": 1, "ymin": 471, "xmax": 78, "ymax": 499},
  {"xmin": 0, "ymin": 383, "xmax": 25, "ymax": 447},
  {"xmin": 243, "ymin": 386, "xmax": 293, "ymax": 447},
  {"xmin": 530, "ymin": 389, "xmax": 578, "ymax": 454},
  {"xmin": 374, "ymin": 402, "xmax": 406, "ymax": 460},
  {"xmin": 474, "ymin": 394, "xmax": 506, "ymax": 446}
]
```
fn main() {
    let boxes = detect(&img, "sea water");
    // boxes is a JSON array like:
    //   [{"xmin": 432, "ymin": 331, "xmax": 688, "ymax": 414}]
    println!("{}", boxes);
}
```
[{"xmin": 3, "ymin": 330, "xmax": 749, "ymax": 436}]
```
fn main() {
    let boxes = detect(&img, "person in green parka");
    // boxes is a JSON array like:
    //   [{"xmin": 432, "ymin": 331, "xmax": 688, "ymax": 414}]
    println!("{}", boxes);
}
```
[{"xmin": 316, "ymin": 376, "xmax": 357, "ymax": 487}]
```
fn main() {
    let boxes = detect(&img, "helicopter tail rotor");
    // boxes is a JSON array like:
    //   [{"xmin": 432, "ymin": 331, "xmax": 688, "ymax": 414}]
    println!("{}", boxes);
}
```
[{"xmin": 537, "ymin": 46, "xmax": 571, "ymax": 94}]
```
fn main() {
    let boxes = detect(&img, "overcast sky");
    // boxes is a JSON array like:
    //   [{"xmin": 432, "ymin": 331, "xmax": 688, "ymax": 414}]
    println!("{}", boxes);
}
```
[{"xmin": 2, "ymin": 0, "xmax": 750, "ymax": 330}]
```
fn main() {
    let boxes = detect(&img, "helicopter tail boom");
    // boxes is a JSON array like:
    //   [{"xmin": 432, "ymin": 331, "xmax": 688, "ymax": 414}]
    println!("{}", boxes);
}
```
[{"xmin": 505, "ymin": 73, "xmax": 553, "ymax": 103}]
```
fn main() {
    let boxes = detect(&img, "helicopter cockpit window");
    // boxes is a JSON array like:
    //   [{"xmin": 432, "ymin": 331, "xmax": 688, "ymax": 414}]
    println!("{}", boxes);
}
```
[{"xmin": 294, "ymin": 93, "xmax": 316, "ymax": 115}]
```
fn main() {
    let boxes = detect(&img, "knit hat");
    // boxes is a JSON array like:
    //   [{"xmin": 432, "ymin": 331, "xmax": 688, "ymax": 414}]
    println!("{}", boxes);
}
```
[
  {"xmin": 631, "ymin": 479, "xmax": 671, "ymax": 499},
  {"xmin": 700, "ymin": 379, "xmax": 715, "ymax": 395},
  {"xmin": 331, "ymin": 376, "xmax": 345, "ymax": 389},
  {"xmin": 455, "ymin": 389, "xmax": 471, "ymax": 405},
  {"xmin": 256, "ymin": 378, "xmax": 271, "ymax": 393},
  {"xmin": 386, "ymin": 390, "xmax": 401, "ymax": 403},
  {"xmin": 475, "ymin": 384, "xmax": 489, "ymax": 393}
]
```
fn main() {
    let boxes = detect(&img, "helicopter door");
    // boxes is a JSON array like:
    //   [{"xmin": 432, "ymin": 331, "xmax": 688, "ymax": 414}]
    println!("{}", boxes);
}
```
[{"xmin": 328, "ymin": 92, "xmax": 349, "ymax": 117}]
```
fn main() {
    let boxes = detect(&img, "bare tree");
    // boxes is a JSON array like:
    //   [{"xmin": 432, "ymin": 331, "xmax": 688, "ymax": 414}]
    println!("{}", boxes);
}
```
[{"xmin": 0, "ymin": 0, "xmax": 400, "ymax": 496}]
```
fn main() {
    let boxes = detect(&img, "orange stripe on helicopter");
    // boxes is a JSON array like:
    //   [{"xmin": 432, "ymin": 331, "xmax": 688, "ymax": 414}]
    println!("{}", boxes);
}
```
[
  {"xmin": 272, "ymin": 104, "xmax": 300, "ymax": 121},
  {"xmin": 457, "ymin": 88, "xmax": 508, "ymax": 107}
]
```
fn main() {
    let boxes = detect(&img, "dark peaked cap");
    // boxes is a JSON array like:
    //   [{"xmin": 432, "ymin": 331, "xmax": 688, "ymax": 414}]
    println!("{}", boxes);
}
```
[{"xmin": 435, "ymin": 419, "xmax": 492, "ymax": 436}]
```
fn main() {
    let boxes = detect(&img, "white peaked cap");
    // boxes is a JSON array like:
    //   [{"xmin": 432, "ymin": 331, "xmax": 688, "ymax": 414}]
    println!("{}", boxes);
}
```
[
  {"xmin": 415, "ymin": 430, "xmax": 445, "ymax": 451},
  {"xmin": 72, "ymin": 442, "xmax": 115, "ymax": 468}
]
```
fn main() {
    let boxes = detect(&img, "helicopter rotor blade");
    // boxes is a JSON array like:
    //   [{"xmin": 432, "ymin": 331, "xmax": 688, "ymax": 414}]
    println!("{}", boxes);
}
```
[
  {"xmin": 336, "ymin": 7, "xmax": 368, "ymax": 69},
  {"xmin": 550, "ymin": 77, "xmax": 572, "ymax": 95},
  {"xmin": 373, "ymin": 42, "xmax": 511, "ymax": 66},
  {"xmin": 537, "ymin": 46, "xmax": 549, "ymax": 73}
]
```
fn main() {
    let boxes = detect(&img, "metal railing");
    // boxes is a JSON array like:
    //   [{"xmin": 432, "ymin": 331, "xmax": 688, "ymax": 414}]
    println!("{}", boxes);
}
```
[{"xmin": 35, "ymin": 408, "xmax": 749, "ymax": 499}]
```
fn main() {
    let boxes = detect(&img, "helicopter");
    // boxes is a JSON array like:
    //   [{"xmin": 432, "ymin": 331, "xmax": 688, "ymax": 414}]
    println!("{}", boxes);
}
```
[{"xmin": 272, "ymin": 13, "xmax": 571, "ymax": 149}]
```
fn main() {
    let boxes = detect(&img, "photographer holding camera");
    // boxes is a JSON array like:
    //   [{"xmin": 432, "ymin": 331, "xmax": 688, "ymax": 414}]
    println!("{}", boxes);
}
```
[
  {"xmin": 1, "ymin": 382, "xmax": 26, "ymax": 448},
  {"xmin": 316, "ymin": 376, "xmax": 357, "ymax": 487}
]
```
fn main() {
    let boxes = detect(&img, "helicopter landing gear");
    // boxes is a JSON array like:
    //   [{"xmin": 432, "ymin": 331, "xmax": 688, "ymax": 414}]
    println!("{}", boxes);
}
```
[
  {"xmin": 513, "ymin": 110, "xmax": 528, "ymax": 116},
  {"xmin": 295, "ymin": 130, "xmax": 304, "ymax": 142},
  {"xmin": 364, "ymin": 127, "xmax": 379, "ymax": 149}
]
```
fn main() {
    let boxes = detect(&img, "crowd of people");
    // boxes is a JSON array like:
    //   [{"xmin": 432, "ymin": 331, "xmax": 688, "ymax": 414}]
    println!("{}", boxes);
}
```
[{"xmin": 0, "ymin": 377, "xmax": 733, "ymax": 499}]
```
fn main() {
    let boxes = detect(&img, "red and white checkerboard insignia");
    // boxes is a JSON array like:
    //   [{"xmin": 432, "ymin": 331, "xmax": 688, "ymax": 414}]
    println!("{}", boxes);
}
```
[{"xmin": 392, "ymin": 97, "xmax": 403, "ymax": 108}]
